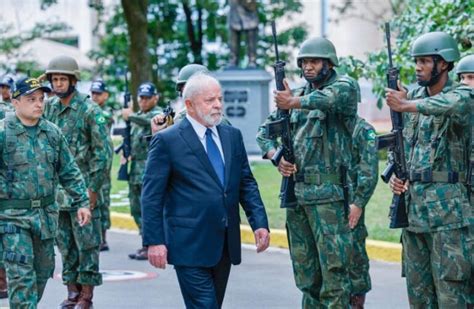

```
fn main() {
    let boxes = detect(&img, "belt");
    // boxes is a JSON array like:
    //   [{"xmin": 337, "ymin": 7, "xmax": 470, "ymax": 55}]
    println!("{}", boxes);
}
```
[
  {"xmin": 294, "ymin": 172, "xmax": 341, "ymax": 185},
  {"xmin": 409, "ymin": 170, "xmax": 466, "ymax": 183},
  {"xmin": 0, "ymin": 194, "xmax": 55, "ymax": 209}
]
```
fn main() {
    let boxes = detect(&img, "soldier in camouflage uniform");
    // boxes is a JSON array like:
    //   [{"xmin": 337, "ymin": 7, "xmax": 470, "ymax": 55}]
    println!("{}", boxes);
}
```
[
  {"xmin": 90, "ymin": 79, "xmax": 114, "ymax": 252},
  {"xmin": 256, "ymin": 37, "xmax": 359, "ymax": 307},
  {"xmin": 455, "ymin": 54, "xmax": 474, "ymax": 309},
  {"xmin": 0, "ymin": 75, "xmax": 14, "ymax": 299},
  {"xmin": 349, "ymin": 116, "xmax": 378, "ymax": 308},
  {"xmin": 43, "ymin": 56, "xmax": 109, "ymax": 309},
  {"xmin": 151, "ymin": 64, "xmax": 231, "ymax": 134},
  {"xmin": 122, "ymin": 82, "xmax": 162, "ymax": 260},
  {"xmin": 0, "ymin": 76, "xmax": 14, "ymax": 120},
  {"xmin": 388, "ymin": 32, "xmax": 472, "ymax": 308},
  {"xmin": 0, "ymin": 77, "xmax": 91, "ymax": 308}
]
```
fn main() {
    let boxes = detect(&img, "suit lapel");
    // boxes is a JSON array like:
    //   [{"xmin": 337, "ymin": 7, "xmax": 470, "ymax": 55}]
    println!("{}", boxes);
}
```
[
  {"xmin": 179, "ymin": 118, "xmax": 223, "ymax": 189},
  {"xmin": 217, "ymin": 125, "xmax": 232, "ymax": 189}
]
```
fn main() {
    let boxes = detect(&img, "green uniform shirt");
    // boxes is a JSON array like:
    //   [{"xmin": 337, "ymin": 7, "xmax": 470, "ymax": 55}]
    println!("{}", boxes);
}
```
[
  {"xmin": 256, "ymin": 70, "xmax": 359, "ymax": 205},
  {"xmin": 403, "ymin": 80, "xmax": 472, "ymax": 232}
]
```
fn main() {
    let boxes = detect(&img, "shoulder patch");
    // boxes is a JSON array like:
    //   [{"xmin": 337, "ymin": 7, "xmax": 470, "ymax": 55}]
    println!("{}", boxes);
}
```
[
  {"xmin": 367, "ymin": 129, "xmax": 376, "ymax": 141},
  {"xmin": 95, "ymin": 114, "xmax": 107, "ymax": 125}
]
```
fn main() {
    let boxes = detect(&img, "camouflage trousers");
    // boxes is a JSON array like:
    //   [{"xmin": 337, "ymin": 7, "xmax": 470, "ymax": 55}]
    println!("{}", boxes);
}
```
[
  {"xmin": 98, "ymin": 185, "xmax": 111, "ymax": 232},
  {"xmin": 402, "ymin": 227, "xmax": 470, "ymax": 308},
  {"xmin": 0, "ymin": 225, "xmax": 55, "ymax": 308},
  {"xmin": 349, "ymin": 210, "xmax": 371, "ymax": 295},
  {"xmin": 287, "ymin": 201, "xmax": 352, "ymax": 308},
  {"xmin": 129, "ymin": 183, "xmax": 142, "ymax": 233},
  {"xmin": 466, "ymin": 224, "xmax": 474, "ymax": 305},
  {"xmin": 56, "ymin": 209, "xmax": 103, "ymax": 286}
]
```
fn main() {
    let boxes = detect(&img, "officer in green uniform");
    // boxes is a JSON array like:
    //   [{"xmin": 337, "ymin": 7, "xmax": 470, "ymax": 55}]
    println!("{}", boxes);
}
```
[
  {"xmin": 151, "ymin": 64, "xmax": 231, "ymax": 134},
  {"xmin": 122, "ymin": 82, "xmax": 162, "ymax": 260},
  {"xmin": 43, "ymin": 55, "xmax": 109, "ymax": 309},
  {"xmin": 0, "ymin": 76, "xmax": 14, "ymax": 120},
  {"xmin": 388, "ymin": 32, "xmax": 472, "ymax": 308},
  {"xmin": 0, "ymin": 77, "xmax": 91, "ymax": 308},
  {"xmin": 90, "ymin": 79, "xmax": 114, "ymax": 251},
  {"xmin": 349, "ymin": 116, "xmax": 378, "ymax": 308},
  {"xmin": 455, "ymin": 54, "xmax": 474, "ymax": 309},
  {"xmin": 256, "ymin": 37, "xmax": 359, "ymax": 307}
]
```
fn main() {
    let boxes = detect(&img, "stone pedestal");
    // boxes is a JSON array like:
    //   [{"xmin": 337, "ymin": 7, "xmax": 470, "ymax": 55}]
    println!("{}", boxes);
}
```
[{"xmin": 212, "ymin": 68, "xmax": 272, "ymax": 154}]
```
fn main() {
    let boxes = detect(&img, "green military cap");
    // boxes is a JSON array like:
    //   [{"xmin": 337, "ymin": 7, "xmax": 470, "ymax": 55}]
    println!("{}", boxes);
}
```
[
  {"xmin": 455, "ymin": 54, "xmax": 474, "ymax": 74},
  {"xmin": 45, "ymin": 55, "xmax": 81, "ymax": 80},
  {"xmin": 411, "ymin": 31, "xmax": 460, "ymax": 62},
  {"xmin": 176, "ymin": 64, "xmax": 209, "ymax": 90},
  {"xmin": 297, "ymin": 37, "xmax": 339, "ymax": 67}
]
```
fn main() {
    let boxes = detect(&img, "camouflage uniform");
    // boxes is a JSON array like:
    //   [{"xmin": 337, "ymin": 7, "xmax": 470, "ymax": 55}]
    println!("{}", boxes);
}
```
[
  {"xmin": 402, "ymin": 80, "xmax": 472, "ymax": 308},
  {"xmin": 257, "ymin": 69, "xmax": 358, "ymax": 308},
  {"xmin": 0, "ymin": 100, "xmax": 13, "ymax": 120},
  {"xmin": 129, "ymin": 105, "xmax": 162, "ymax": 231},
  {"xmin": 349, "ymin": 116, "xmax": 378, "ymax": 297},
  {"xmin": 43, "ymin": 90, "xmax": 109, "ymax": 287},
  {"xmin": 0, "ymin": 115, "xmax": 89, "ymax": 308},
  {"xmin": 97, "ymin": 104, "xmax": 114, "ymax": 234}
]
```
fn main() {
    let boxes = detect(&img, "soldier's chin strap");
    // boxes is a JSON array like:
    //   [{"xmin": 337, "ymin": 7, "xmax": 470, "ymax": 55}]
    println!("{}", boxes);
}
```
[
  {"xmin": 55, "ymin": 85, "xmax": 75, "ymax": 99},
  {"xmin": 418, "ymin": 56, "xmax": 447, "ymax": 87},
  {"xmin": 303, "ymin": 60, "xmax": 330, "ymax": 85}
]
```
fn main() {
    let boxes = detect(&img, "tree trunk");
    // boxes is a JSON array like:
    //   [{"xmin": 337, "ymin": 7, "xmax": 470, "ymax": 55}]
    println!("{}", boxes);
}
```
[
  {"xmin": 182, "ymin": 0, "xmax": 203, "ymax": 64},
  {"xmin": 121, "ymin": 0, "xmax": 151, "ymax": 109}
]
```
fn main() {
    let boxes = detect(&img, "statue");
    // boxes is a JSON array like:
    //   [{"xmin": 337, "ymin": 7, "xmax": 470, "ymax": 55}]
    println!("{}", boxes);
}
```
[{"xmin": 228, "ymin": 0, "xmax": 258, "ymax": 68}]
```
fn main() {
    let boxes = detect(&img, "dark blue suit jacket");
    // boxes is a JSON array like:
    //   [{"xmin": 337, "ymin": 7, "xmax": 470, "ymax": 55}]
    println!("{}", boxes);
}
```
[{"xmin": 141, "ymin": 118, "xmax": 269, "ymax": 267}]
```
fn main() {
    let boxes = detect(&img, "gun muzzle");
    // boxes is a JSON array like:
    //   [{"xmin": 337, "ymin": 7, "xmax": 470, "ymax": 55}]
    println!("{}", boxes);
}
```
[
  {"xmin": 381, "ymin": 162, "xmax": 395, "ymax": 183},
  {"xmin": 271, "ymin": 147, "xmax": 284, "ymax": 167}
]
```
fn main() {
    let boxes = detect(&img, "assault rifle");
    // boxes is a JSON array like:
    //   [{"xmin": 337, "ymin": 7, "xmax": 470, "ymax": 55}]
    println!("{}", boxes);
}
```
[
  {"xmin": 264, "ymin": 21, "xmax": 297, "ymax": 209},
  {"xmin": 113, "ymin": 68, "xmax": 132, "ymax": 181},
  {"xmin": 376, "ymin": 23, "xmax": 409, "ymax": 228}
]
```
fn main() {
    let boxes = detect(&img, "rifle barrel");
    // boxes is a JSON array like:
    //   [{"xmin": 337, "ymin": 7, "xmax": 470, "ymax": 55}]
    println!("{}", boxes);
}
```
[
  {"xmin": 385, "ymin": 22, "xmax": 393, "ymax": 68},
  {"xmin": 271, "ymin": 21, "xmax": 280, "ymax": 62}
]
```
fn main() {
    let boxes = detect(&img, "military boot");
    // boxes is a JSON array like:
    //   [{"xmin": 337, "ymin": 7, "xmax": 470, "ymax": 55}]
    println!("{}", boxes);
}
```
[
  {"xmin": 0, "ymin": 268, "xmax": 7, "ymax": 299},
  {"xmin": 99, "ymin": 230, "xmax": 109, "ymax": 252},
  {"xmin": 74, "ymin": 285, "xmax": 94, "ymax": 309},
  {"xmin": 58, "ymin": 284, "xmax": 81, "ymax": 309},
  {"xmin": 350, "ymin": 294, "xmax": 366, "ymax": 309},
  {"xmin": 467, "ymin": 304, "xmax": 474, "ymax": 309},
  {"xmin": 134, "ymin": 247, "xmax": 148, "ymax": 261}
]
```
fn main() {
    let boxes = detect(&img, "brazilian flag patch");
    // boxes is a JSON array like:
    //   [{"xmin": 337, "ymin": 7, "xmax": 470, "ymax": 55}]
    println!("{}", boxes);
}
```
[
  {"xmin": 96, "ymin": 114, "xmax": 107, "ymax": 125},
  {"xmin": 367, "ymin": 130, "xmax": 376, "ymax": 141}
]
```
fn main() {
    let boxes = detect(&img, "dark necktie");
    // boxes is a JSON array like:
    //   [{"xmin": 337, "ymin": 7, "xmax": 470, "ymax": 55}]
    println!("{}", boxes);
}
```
[{"xmin": 205, "ymin": 128, "xmax": 225, "ymax": 186}]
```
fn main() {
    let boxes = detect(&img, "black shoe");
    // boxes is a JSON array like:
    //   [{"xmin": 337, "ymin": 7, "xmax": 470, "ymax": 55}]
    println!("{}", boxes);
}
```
[
  {"xmin": 0, "ymin": 289, "xmax": 7, "ymax": 299},
  {"xmin": 134, "ymin": 248, "xmax": 148, "ymax": 261},
  {"xmin": 99, "ymin": 242, "xmax": 109, "ymax": 252},
  {"xmin": 128, "ymin": 247, "xmax": 143, "ymax": 259}
]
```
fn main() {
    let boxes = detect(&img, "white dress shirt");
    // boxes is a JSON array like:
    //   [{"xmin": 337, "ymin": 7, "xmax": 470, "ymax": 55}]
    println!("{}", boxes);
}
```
[{"xmin": 186, "ymin": 114, "xmax": 225, "ymax": 163}]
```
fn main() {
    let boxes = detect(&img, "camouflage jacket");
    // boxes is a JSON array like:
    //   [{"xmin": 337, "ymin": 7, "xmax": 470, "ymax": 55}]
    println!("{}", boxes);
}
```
[
  {"xmin": 43, "ymin": 91, "xmax": 109, "ymax": 194},
  {"xmin": 0, "ymin": 100, "xmax": 13, "ymax": 120},
  {"xmin": 403, "ymin": 79, "xmax": 472, "ymax": 232},
  {"xmin": 0, "ymin": 115, "xmax": 89, "ymax": 237},
  {"xmin": 350, "ymin": 116, "xmax": 378, "ymax": 208},
  {"xmin": 98, "ymin": 103, "xmax": 114, "ymax": 190},
  {"xmin": 256, "ymin": 70, "xmax": 359, "ymax": 205},
  {"xmin": 129, "ymin": 105, "xmax": 162, "ymax": 184}
]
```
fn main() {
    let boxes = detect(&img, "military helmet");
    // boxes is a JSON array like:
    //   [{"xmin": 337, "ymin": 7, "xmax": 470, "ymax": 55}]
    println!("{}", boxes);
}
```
[
  {"xmin": 176, "ymin": 64, "xmax": 209, "ymax": 89},
  {"xmin": 455, "ymin": 54, "xmax": 474, "ymax": 74},
  {"xmin": 411, "ymin": 32, "xmax": 460, "ymax": 62},
  {"xmin": 297, "ymin": 37, "xmax": 339, "ymax": 67},
  {"xmin": 45, "ymin": 55, "xmax": 81, "ymax": 80},
  {"xmin": 0, "ymin": 76, "xmax": 14, "ymax": 89}
]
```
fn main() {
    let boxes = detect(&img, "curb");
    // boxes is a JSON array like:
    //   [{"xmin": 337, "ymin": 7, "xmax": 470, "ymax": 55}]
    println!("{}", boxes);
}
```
[{"xmin": 111, "ymin": 212, "xmax": 401, "ymax": 263}]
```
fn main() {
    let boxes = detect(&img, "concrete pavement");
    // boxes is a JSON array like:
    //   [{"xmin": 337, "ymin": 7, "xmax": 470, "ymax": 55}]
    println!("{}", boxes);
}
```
[{"xmin": 0, "ymin": 229, "xmax": 408, "ymax": 308}]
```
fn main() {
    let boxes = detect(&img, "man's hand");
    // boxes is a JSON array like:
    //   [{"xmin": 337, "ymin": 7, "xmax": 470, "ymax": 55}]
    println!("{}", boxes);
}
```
[
  {"xmin": 88, "ymin": 189, "xmax": 97, "ymax": 210},
  {"xmin": 389, "ymin": 175, "xmax": 409, "ymax": 195},
  {"xmin": 277, "ymin": 156, "xmax": 297, "ymax": 177},
  {"xmin": 254, "ymin": 228, "xmax": 270, "ymax": 253},
  {"xmin": 274, "ymin": 79, "xmax": 301, "ymax": 110},
  {"xmin": 122, "ymin": 107, "xmax": 133, "ymax": 121},
  {"xmin": 151, "ymin": 114, "xmax": 168, "ymax": 135},
  {"xmin": 348, "ymin": 204, "xmax": 363, "ymax": 229},
  {"xmin": 148, "ymin": 245, "xmax": 168, "ymax": 269},
  {"xmin": 385, "ymin": 81, "xmax": 409, "ymax": 112},
  {"xmin": 77, "ymin": 207, "xmax": 91, "ymax": 226}
]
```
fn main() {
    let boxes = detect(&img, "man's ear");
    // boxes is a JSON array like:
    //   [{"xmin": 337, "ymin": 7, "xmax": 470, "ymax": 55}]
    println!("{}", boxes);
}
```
[
  {"xmin": 439, "ymin": 59, "xmax": 449, "ymax": 71},
  {"xmin": 104, "ymin": 92, "xmax": 110, "ymax": 100},
  {"xmin": 184, "ymin": 98, "xmax": 193, "ymax": 111}
]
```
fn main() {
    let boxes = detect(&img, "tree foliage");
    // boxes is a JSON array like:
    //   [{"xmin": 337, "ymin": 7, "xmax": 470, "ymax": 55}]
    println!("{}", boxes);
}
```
[
  {"xmin": 335, "ymin": 0, "xmax": 473, "ymax": 108},
  {"xmin": 89, "ymin": 0, "xmax": 308, "ymax": 106}
]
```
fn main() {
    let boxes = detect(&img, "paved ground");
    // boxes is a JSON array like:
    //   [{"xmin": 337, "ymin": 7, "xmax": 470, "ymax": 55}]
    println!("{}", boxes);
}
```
[{"xmin": 0, "ymin": 229, "xmax": 409, "ymax": 308}]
